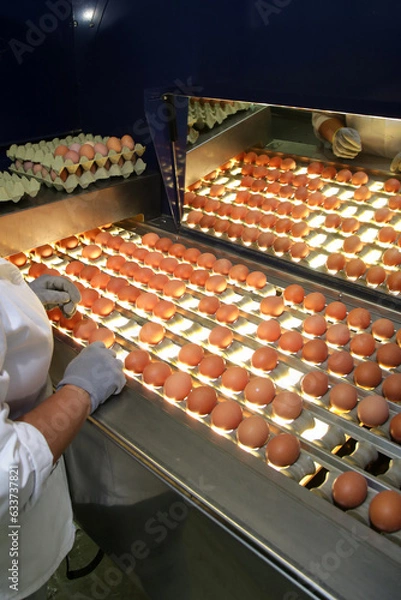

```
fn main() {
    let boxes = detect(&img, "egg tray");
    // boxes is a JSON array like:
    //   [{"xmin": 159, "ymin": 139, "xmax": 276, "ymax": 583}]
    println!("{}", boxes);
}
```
[
  {"xmin": 11, "ymin": 222, "xmax": 401, "ymax": 542},
  {"xmin": 6, "ymin": 132, "xmax": 146, "ymax": 175},
  {"xmin": 187, "ymin": 99, "xmax": 252, "ymax": 144},
  {"xmin": 9, "ymin": 156, "xmax": 147, "ymax": 194},
  {"xmin": 182, "ymin": 151, "xmax": 401, "ymax": 296},
  {"xmin": 0, "ymin": 170, "xmax": 41, "ymax": 203}
]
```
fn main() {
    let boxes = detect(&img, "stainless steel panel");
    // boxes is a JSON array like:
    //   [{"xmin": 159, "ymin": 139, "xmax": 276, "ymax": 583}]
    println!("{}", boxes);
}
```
[
  {"xmin": 185, "ymin": 107, "xmax": 271, "ymax": 187},
  {"xmin": 0, "ymin": 173, "xmax": 161, "ymax": 257}
]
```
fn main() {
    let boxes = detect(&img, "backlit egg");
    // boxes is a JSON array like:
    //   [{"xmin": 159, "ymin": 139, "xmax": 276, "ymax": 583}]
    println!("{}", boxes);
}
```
[
  {"xmin": 327, "ymin": 350, "xmax": 354, "ymax": 375},
  {"xmin": 329, "ymin": 383, "xmax": 358, "ymax": 412},
  {"xmin": 260, "ymin": 296, "xmax": 284, "ymax": 317},
  {"xmin": 350, "ymin": 333, "xmax": 376, "ymax": 357},
  {"xmin": 221, "ymin": 366, "xmax": 249, "ymax": 392},
  {"xmin": 251, "ymin": 347, "xmax": 278, "ymax": 371},
  {"xmin": 142, "ymin": 361, "xmax": 172, "ymax": 386},
  {"xmin": 257, "ymin": 319, "xmax": 281, "ymax": 342},
  {"xmin": 91, "ymin": 297, "xmax": 115, "ymax": 316},
  {"xmin": 178, "ymin": 343, "xmax": 204, "ymax": 367},
  {"xmin": 266, "ymin": 433, "xmax": 300, "ymax": 467},
  {"xmin": 208, "ymin": 326, "xmax": 233, "ymax": 349},
  {"xmin": 357, "ymin": 394, "xmax": 389, "ymax": 427},
  {"xmin": 353, "ymin": 361, "xmax": 382, "ymax": 389},
  {"xmin": 372, "ymin": 318, "xmax": 395, "ymax": 340},
  {"xmin": 326, "ymin": 323, "xmax": 350, "ymax": 346},
  {"xmin": 303, "ymin": 315, "xmax": 327, "ymax": 336},
  {"xmin": 139, "ymin": 322, "xmax": 165, "ymax": 345},
  {"xmin": 283, "ymin": 284, "xmax": 305, "ymax": 304},
  {"xmin": 211, "ymin": 401, "xmax": 243, "ymax": 430},
  {"xmin": 164, "ymin": 372, "xmax": 192, "ymax": 401},
  {"xmin": 272, "ymin": 391, "xmax": 303, "ymax": 420},
  {"xmin": 186, "ymin": 386, "xmax": 218, "ymax": 415},
  {"xmin": 301, "ymin": 371, "xmax": 329, "ymax": 397},
  {"xmin": 88, "ymin": 327, "xmax": 115, "ymax": 348},
  {"xmin": 347, "ymin": 308, "xmax": 371, "ymax": 330},
  {"xmin": 237, "ymin": 416, "xmax": 270, "ymax": 448},
  {"xmin": 279, "ymin": 331, "xmax": 303, "ymax": 353},
  {"xmin": 384, "ymin": 178, "xmax": 401, "ymax": 193}
]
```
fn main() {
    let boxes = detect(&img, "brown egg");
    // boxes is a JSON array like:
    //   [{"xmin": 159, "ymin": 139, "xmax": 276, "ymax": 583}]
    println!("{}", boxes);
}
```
[
  {"xmin": 173, "ymin": 263, "xmax": 194, "ymax": 281},
  {"xmin": 139, "ymin": 322, "xmax": 165, "ymax": 345},
  {"xmin": 143, "ymin": 361, "xmax": 172, "ymax": 386},
  {"xmin": 294, "ymin": 186, "xmax": 309, "ymax": 201},
  {"xmin": 301, "ymin": 371, "xmax": 329, "ymax": 397},
  {"xmin": 148, "ymin": 273, "xmax": 169, "ymax": 292},
  {"xmin": 342, "ymin": 217, "xmax": 360, "ymax": 234},
  {"xmin": 246, "ymin": 271, "xmax": 267, "ymax": 289},
  {"xmin": 326, "ymin": 323, "xmax": 350, "ymax": 346},
  {"xmin": 371, "ymin": 318, "xmax": 394, "ymax": 340},
  {"xmin": 258, "ymin": 232, "xmax": 276, "ymax": 249},
  {"xmin": 307, "ymin": 191, "xmax": 324, "ymax": 207},
  {"xmin": 244, "ymin": 377, "xmax": 275, "ymax": 406},
  {"xmin": 397, "ymin": 330, "xmax": 401, "ymax": 347},
  {"xmin": 308, "ymin": 178, "xmax": 324, "ymax": 191},
  {"xmin": 237, "ymin": 416, "xmax": 270, "ymax": 448},
  {"xmin": 383, "ymin": 248, "xmax": 401, "ymax": 267},
  {"xmin": 64, "ymin": 150, "xmax": 79, "ymax": 163},
  {"xmin": 190, "ymin": 269, "xmax": 210, "ymax": 287},
  {"xmin": 79, "ymin": 265, "xmax": 100, "ymax": 282},
  {"xmin": 159, "ymin": 257, "xmax": 178, "ymax": 274},
  {"xmin": 307, "ymin": 161, "xmax": 324, "ymax": 175},
  {"xmin": 121, "ymin": 134, "xmax": 135, "ymax": 150},
  {"xmin": 325, "ymin": 301, "xmax": 347, "ymax": 322},
  {"xmin": 325, "ymin": 214, "xmax": 342, "ymax": 230},
  {"xmin": 283, "ymin": 284, "xmax": 305, "ymax": 305},
  {"xmin": 80, "ymin": 244, "xmax": 101, "ymax": 260},
  {"xmin": 82, "ymin": 228, "xmax": 101, "ymax": 243},
  {"xmin": 133, "ymin": 248, "xmax": 149, "ymax": 263},
  {"xmin": 227, "ymin": 223, "xmax": 244, "ymax": 240},
  {"xmin": 34, "ymin": 244, "xmax": 53, "ymax": 259},
  {"xmin": 260, "ymin": 296, "xmax": 284, "ymax": 317},
  {"xmin": 178, "ymin": 343, "xmax": 204, "ymax": 367},
  {"xmin": 242, "ymin": 227, "xmax": 260, "ymax": 245},
  {"xmin": 302, "ymin": 339, "xmax": 328, "ymax": 363},
  {"xmin": 154, "ymin": 236, "xmax": 173, "ymax": 252},
  {"xmin": 211, "ymin": 401, "xmax": 243, "ymax": 430},
  {"xmin": 106, "ymin": 276, "xmax": 128, "ymax": 295},
  {"xmin": 228, "ymin": 264, "xmax": 249, "ymax": 283},
  {"xmin": 197, "ymin": 297, "xmax": 220, "ymax": 317},
  {"xmin": 272, "ymin": 391, "xmax": 303, "ymax": 420},
  {"xmin": 88, "ymin": 327, "xmax": 115, "ymax": 348},
  {"xmin": 79, "ymin": 144, "xmax": 95, "ymax": 160},
  {"xmin": 336, "ymin": 169, "xmax": 352, "ymax": 183},
  {"xmin": 389, "ymin": 194, "xmax": 401, "ymax": 209},
  {"xmin": 257, "ymin": 319, "xmax": 281, "ymax": 342},
  {"xmin": 47, "ymin": 307, "xmax": 63, "ymax": 323},
  {"xmin": 324, "ymin": 195, "xmax": 342, "ymax": 210},
  {"xmin": 215, "ymin": 304, "xmax": 240, "ymax": 324},
  {"xmin": 208, "ymin": 326, "xmax": 233, "ymax": 349},
  {"xmin": 377, "ymin": 343, "xmax": 401, "ymax": 368},
  {"xmin": 328, "ymin": 351, "xmax": 354, "ymax": 375},
  {"xmin": 387, "ymin": 271, "xmax": 401, "ymax": 292},
  {"xmin": 354, "ymin": 186, "xmax": 372, "ymax": 201},
  {"xmin": 303, "ymin": 314, "xmax": 327, "ymax": 336},
  {"xmin": 384, "ymin": 178, "xmax": 401, "ymax": 193},
  {"xmin": 54, "ymin": 144, "xmax": 69, "ymax": 157},
  {"xmin": 244, "ymin": 210, "xmax": 263, "ymax": 226},
  {"xmin": 59, "ymin": 311, "xmax": 83, "ymax": 331},
  {"xmin": 347, "ymin": 308, "xmax": 371, "ymax": 330},
  {"xmin": 291, "ymin": 222, "xmax": 310, "ymax": 238},
  {"xmin": 106, "ymin": 136, "xmax": 122, "ymax": 153},
  {"xmin": 291, "ymin": 204, "xmax": 310, "ymax": 219},
  {"xmin": 322, "ymin": 166, "xmax": 337, "ymax": 179},
  {"xmin": 93, "ymin": 231, "xmax": 112, "ymax": 246},
  {"xmin": 343, "ymin": 235, "xmax": 364, "ymax": 255},
  {"xmin": 144, "ymin": 251, "xmax": 164, "ymax": 269},
  {"xmin": 304, "ymin": 292, "xmax": 326, "ymax": 313},
  {"xmin": 382, "ymin": 373, "xmax": 401, "ymax": 401},
  {"xmin": 279, "ymin": 331, "xmax": 303, "ymax": 353},
  {"xmin": 273, "ymin": 236, "xmax": 292, "ymax": 254},
  {"xmin": 332, "ymin": 471, "xmax": 368, "ymax": 509},
  {"xmin": 118, "ymin": 285, "xmax": 141, "ymax": 304},
  {"xmin": 205, "ymin": 275, "xmax": 227, "ymax": 294},
  {"xmin": 374, "ymin": 208, "xmax": 394, "ymax": 224},
  {"xmin": 119, "ymin": 262, "xmax": 140, "ymax": 278},
  {"xmin": 251, "ymin": 347, "xmax": 278, "ymax": 371},
  {"xmin": 91, "ymin": 297, "xmax": 115, "ymax": 316},
  {"xmin": 358, "ymin": 394, "xmax": 389, "ymax": 427},
  {"xmin": 389, "ymin": 413, "xmax": 401, "ymax": 443},
  {"xmin": 197, "ymin": 252, "xmax": 216, "ymax": 269},
  {"xmin": 79, "ymin": 287, "xmax": 100, "ymax": 308},
  {"xmin": 162, "ymin": 279, "xmax": 186, "ymax": 299},
  {"xmin": 293, "ymin": 173, "xmax": 309, "ymax": 187},
  {"xmin": 275, "ymin": 218, "xmax": 293, "ymax": 234},
  {"xmin": 28, "ymin": 262, "xmax": 48, "ymax": 278},
  {"xmin": 199, "ymin": 355, "xmax": 226, "ymax": 379},
  {"xmin": 354, "ymin": 362, "xmax": 382, "ymax": 389},
  {"xmin": 153, "ymin": 299, "xmax": 175, "ymax": 321},
  {"xmin": 163, "ymin": 372, "xmax": 192, "ymax": 401},
  {"xmin": 266, "ymin": 433, "xmax": 301, "ymax": 467},
  {"xmin": 7, "ymin": 252, "xmax": 27, "ymax": 267},
  {"xmin": 369, "ymin": 491, "xmax": 401, "ymax": 532},
  {"xmin": 186, "ymin": 386, "xmax": 218, "ymax": 415},
  {"xmin": 221, "ymin": 366, "xmax": 249, "ymax": 392},
  {"xmin": 329, "ymin": 383, "xmax": 358, "ymax": 412},
  {"xmin": 124, "ymin": 349, "xmax": 151, "ymax": 373},
  {"xmin": 350, "ymin": 333, "xmax": 376, "ymax": 357},
  {"xmin": 377, "ymin": 226, "xmax": 397, "ymax": 244},
  {"xmin": 351, "ymin": 171, "xmax": 369, "ymax": 186},
  {"xmin": 365, "ymin": 266, "xmax": 386, "ymax": 287},
  {"xmin": 136, "ymin": 292, "xmax": 159, "ymax": 312},
  {"xmin": 73, "ymin": 318, "xmax": 98, "ymax": 340},
  {"xmin": 326, "ymin": 253, "xmax": 346, "ymax": 273}
]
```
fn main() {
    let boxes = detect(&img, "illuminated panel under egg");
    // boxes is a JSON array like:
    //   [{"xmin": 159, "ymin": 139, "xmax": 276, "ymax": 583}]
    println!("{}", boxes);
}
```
[
  {"xmin": 11, "ymin": 223, "xmax": 401, "ymax": 542},
  {"xmin": 182, "ymin": 152, "xmax": 401, "ymax": 296}
]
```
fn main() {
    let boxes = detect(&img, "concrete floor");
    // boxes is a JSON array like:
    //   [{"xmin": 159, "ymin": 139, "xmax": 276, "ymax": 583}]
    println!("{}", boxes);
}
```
[{"xmin": 48, "ymin": 526, "xmax": 148, "ymax": 599}]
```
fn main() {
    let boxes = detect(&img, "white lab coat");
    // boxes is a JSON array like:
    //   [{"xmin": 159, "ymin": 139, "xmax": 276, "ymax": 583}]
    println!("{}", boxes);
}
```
[
  {"xmin": 0, "ymin": 259, "xmax": 75, "ymax": 600},
  {"xmin": 312, "ymin": 112, "xmax": 401, "ymax": 159}
]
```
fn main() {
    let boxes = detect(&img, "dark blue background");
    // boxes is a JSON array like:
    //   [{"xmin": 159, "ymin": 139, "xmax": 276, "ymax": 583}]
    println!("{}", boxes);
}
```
[{"xmin": 0, "ymin": 0, "xmax": 399, "ymax": 152}]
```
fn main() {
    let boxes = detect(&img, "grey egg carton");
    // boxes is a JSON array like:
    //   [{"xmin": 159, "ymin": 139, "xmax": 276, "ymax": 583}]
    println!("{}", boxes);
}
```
[{"xmin": 0, "ymin": 171, "xmax": 41, "ymax": 203}]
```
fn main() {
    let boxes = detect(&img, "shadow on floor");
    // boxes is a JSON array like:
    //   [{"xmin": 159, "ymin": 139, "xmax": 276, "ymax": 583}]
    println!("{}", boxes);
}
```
[{"xmin": 47, "ymin": 527, "xmax": 148, "ymax": 599}]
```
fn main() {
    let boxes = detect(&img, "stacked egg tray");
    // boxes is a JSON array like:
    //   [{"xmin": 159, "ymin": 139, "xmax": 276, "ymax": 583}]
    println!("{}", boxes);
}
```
[
  {"xmin": 182, "ymin": 151, "xmax": 401, "ymax": 296},
  {"xmin": 7, "ymin": 224, "xmax": 401, "ymax": 540},
  {"xmin": 0, "ymin": 170, "xmax": 41, "ymax": 203},
  {"xmin": 7, "ymin": 133, "xmax": 146, "ymax": 194},
  {"xmin": 187, "ymin": 98, "xmax": 252, "ymax": 144}
]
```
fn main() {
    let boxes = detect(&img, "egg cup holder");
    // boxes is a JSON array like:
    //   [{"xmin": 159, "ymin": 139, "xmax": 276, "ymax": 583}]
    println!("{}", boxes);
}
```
[
  {"xmin": 0, "ymin": 170, "xmax": 41, "ymax": 203},
  {"xmin": 7, "ymin": 132, "xmax": 147, "ymax": 194}
]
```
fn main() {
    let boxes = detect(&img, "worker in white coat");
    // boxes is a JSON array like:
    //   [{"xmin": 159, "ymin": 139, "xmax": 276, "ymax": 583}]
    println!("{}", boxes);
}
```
[
  {"xmin": 0, "ymin": 259, "xmax": 126, "ymax": 600},
  {"xmin": 312, "ymin": 112, "xmax": 401, "ymax": 171}
]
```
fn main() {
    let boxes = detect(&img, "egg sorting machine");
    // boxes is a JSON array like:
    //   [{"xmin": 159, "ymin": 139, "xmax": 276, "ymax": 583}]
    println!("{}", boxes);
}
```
[{"xmin": 4, "ymin": 100, "xmax": 401, "ymax": 600}]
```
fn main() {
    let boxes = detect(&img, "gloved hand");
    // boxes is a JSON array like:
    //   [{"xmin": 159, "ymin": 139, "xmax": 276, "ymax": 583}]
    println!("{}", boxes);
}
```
[
  {"xmin": 332, "ymin": 127, "xmax": 362, "ymax": 159},
  {"xmin": 29, "ymin": 274, "xmax": 81, "ymax": 317},
  {"xmin": 56, "ymin": 342, "xmax": 126, "ymax": 413},
  {"xmin": 390, "ymin": 151, "xmax": 401, "ymax": 173}
]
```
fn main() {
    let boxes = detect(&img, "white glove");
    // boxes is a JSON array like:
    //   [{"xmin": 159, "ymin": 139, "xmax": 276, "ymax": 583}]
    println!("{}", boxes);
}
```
[
  {"xmin": 332, "ymin": 127, "xmax": 362, "ymax": 159},
  {"xmin": 390, "ymin": 151, "xmax": 401, "ymax": 173},
  {"xmin": 29, "ymin": 275, "xmax": 81, "ymax": 317}
]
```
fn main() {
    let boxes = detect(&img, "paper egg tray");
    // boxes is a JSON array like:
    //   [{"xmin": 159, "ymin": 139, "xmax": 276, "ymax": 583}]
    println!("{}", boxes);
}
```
[
  {"xmin": 12, "ymin": 224, "xmax": 401, "ymax": 545},
  {"xmin": 7, "ymin": 132, "xmax": 147, "ymax": 193},
  {"xmin": 0, "ymin": 170, "xmax": 41, "ymax": 203},
  {"xmin": 182, "ymin": 152, "xmax": 401, "ymax": 296}
]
